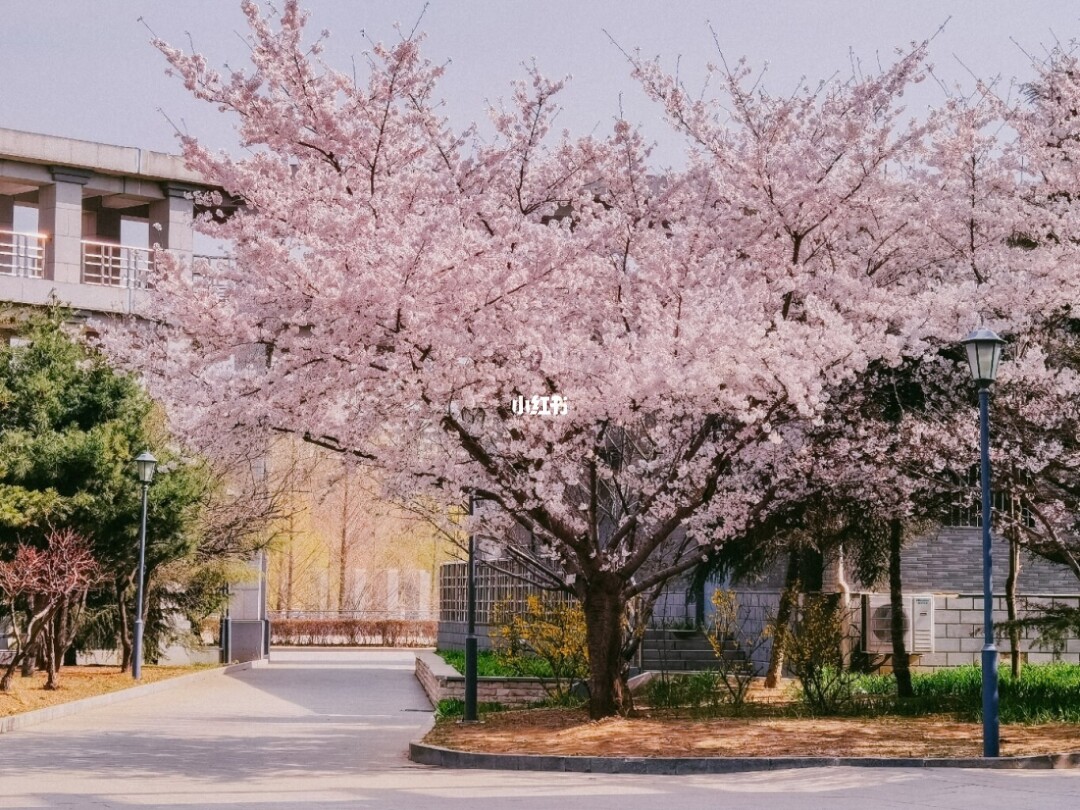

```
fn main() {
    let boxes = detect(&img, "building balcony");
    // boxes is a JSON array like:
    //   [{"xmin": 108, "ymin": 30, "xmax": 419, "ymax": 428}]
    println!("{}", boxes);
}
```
[
  {"xmin": 81, "ymin": 240, "xmax": 153, "ymax": 290},
  {"xmin": 1, "ymin": 127, "xmax": 232, "ymax": 316},
  {"xmin": 0, "ymin": 229, "xmax": 45, "ymax": 279}
]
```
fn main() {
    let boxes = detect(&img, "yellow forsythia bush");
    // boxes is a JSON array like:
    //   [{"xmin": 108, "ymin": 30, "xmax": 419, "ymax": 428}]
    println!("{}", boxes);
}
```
[{"xmin": 492, "ymin": 593, "xmax": 589, "ymax": 701}]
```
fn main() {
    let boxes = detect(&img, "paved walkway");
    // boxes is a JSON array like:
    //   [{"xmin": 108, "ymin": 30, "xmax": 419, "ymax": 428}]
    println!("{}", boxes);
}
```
[{"xmin": 0, "ymin": 649, "xmax": 1078, "ymax": 808}]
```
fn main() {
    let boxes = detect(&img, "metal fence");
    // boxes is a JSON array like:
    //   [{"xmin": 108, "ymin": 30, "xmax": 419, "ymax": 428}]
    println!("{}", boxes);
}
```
[{"xmin": 439, "ymin": 559, "xmax": 573, "ymax": 625}]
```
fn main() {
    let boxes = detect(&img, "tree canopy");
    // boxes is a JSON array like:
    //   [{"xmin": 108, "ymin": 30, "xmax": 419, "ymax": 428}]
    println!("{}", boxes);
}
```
[
  {"xmin": 0, "ymin": 308, "xmax": 218, "ymax": 669},
  {"xmin": 105, "ymin": 2, "xmax": 1080, "ymax": 716}
]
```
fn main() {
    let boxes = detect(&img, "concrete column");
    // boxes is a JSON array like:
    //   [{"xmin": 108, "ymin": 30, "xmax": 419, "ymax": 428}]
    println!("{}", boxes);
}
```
[
  {"xmin": 39, "ymin": 167, "xmax": 91, "ymax": 283},
  {"xmin": 0, "ymin": 196, "xmax": 13, "ymax": 231},
  {"xmin": 149, "ymin": 183, "xmax": 195, "ymax": 258}
]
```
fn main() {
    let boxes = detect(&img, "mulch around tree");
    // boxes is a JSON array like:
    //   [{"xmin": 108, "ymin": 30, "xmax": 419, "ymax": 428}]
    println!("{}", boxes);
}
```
[
  {"xmin": 426, "ymin": 707, "xmax": 1080, "ymax": 759},
  {"xmin": 0, "ymin": 665, "xmax": 208, "ymax": 718}
]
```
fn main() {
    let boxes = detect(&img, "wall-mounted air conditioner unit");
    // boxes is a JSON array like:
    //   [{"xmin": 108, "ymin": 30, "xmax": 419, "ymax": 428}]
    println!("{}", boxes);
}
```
[{"xmin": 861, "ymin": 593, "xmax": 935, "ymax": 654}]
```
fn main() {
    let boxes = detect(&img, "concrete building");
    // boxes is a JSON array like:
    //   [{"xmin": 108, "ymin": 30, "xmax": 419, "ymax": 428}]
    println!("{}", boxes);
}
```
[
  {"xmin": 439, "ymin": 524, "xmax": 1080, "ymax": 676},
  {"xmin": 0, "ymin": 127, "xmax": 267, "ymax": 663},
  {"xmin": 0, "ymin": 127, "xmax": 205, "ymax": 314}
]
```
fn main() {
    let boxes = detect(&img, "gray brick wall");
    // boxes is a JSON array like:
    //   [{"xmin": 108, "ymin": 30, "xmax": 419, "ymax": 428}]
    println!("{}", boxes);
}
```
[
  {"xmin": 820, "ymin": 527, "xmax": 1080, "ymax": 594},
  {"xmin": 724, "ymin": 591, "xmax": 1080, "ymax": 673},
  {"xmin": 733, "ymin": 590, "xmax": 783, "ymax": 673},
  {"xmin": 905, "ymin": 594, "xmax": 1080, "ymax": 670},
  {"xmin": 414, "ymin": 651, "xmax": 551, "ymax": 706}
]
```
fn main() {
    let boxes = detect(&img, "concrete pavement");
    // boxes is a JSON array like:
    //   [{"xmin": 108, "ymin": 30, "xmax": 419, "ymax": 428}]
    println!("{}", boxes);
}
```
[{"xmin": 0, "ymin": 649, "xmax": 1077, "ymax": 808}]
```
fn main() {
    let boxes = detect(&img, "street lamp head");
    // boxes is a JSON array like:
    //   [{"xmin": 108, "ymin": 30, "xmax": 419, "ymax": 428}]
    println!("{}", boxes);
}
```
[
  {"xmin": 135, "ymin": 451, "xmax": 158, "ymax": 485},
  {"xmin": 961, "ymin": 327, "xmax": 1006, "ymax": 386}
]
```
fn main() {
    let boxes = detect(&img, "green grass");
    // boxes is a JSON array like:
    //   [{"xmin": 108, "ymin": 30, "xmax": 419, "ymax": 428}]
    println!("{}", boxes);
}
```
[
  {"xmin": 436, "ymin": 648, "xmax": 554, "ymax": 678},
  {"xmin": 437, "ymin": 652, "xmax": 1080, "ymax": 724},
  {"xmin": 847, "ymin": 664, "xmax": 1080, "ymax": 723},
  {"xmin": 636, "ymin": 664, "xmax": 1080, "ymax": 723},
  {"xmin": 434, "ymin": 697, "xmax": 509, "ymax": 718},
  {"xmin": 434, "ymin": 693, "xmax": 585, "ymax": 719}
]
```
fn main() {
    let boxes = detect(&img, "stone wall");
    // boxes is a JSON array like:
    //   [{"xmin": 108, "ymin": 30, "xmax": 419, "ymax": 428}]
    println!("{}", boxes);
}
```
[
  {"xmin": 726, "ymin": 525, "xmax": 1080, "ymax": 673},
  {"xmin": 908, "ymin": 594, "xmax": 1080, "ymax": 670},
  {"xmin": 414, "ymin": 650, "xmax": 554, "ymax": 707}
]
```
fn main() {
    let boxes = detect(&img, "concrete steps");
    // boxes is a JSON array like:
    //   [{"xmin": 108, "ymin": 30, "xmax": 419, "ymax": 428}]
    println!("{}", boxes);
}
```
[{"xmin": 640, "ymin": 628, "xmax": 745, "ymax": 671}]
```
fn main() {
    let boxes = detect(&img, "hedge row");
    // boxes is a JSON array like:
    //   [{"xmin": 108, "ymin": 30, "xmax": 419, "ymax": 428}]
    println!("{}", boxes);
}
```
[{"xmin": 270, "ymin": 618, "xmax": 437, "ymax": 647}]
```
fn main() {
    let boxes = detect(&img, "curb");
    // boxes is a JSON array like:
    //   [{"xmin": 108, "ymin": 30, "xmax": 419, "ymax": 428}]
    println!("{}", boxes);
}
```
[
  {"xmin": 0, "ymin": 659, "xmax": 267, "ymax": 735},
  {"xmin": 409, "ymin": 741, "xmax": 1080, "ymax": 774}
]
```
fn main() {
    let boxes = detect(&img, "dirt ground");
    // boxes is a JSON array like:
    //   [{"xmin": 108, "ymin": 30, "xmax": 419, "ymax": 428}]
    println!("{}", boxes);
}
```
[
  {"xmin": 427, "ymin": 708, "xmax": 1080, "ymax": 759},
  {"xmin": 0, "ymin": 665, "xmax": 207, "ymax": 718}
]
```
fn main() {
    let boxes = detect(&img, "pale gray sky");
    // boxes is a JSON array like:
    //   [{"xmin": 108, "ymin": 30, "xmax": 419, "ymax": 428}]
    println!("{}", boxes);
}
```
[{"xmin": 1, "ymin": 1, "xmax": 1078, "ymax": 168}]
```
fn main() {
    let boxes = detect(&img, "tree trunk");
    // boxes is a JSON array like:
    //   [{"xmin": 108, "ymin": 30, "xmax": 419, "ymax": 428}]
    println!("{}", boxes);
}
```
[
  {"xmin": 834, "ymin": 544, "xmax": 855, "ymax": 663},
  {"xmin": 1006, "ymin": 530, "xmax": 1022, "ymax": 679},
  {"xmin": 20, "ymin": 639, "xmax": 36, "ymax": 677},
  {"xmin": 21, "ymin": 595, "xmax": 46, "ymax": 677},
  {"xmin": 691, "ymin": 573, "xmax": 706, "ymax": 628},
  {"xmin": 44, "ymin": 601, "xmax": 68, "ymax": 690},
  {"xmin": 582, "ymin": 573, "xmax": 628, "ymax": 719},
  {"xmin": 0, "ymin": 656, "xmax": 20, "ymax": 692},
  {"xmin": 765, "ymin": 549, "xmax": 801, "ymax": 688},
  {"xmin": 286, "ymin": 538, "xmax": 295, "ymax": 612},
  {"xmin": 40, "ymin": 617, "xmax": 55, "ymax": 689},
  {"xmin": 43, "ymin": 627, "xmax": 59, "ymax": 690},
  {"xmin": 53, "ymin": 602, "xmax": 66, "ymax": 673},
  {"xmin": 117, "ymin": 579, "xmax": 133, "ymax": 672},
  {"xmin": 888, "ymin": 518, "xmax": 913, "ymax": 698}
]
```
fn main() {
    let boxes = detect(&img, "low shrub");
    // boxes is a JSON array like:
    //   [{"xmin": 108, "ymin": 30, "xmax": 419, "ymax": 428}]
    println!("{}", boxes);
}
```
[
  {"xmin": 644, "ymin": 674, "xmax": 683, "ymax": 708},
  {"xmin": 270, "ymin": 618, "xmax": 437, "ymax": 647},
  {"xmin": 437, "ymin": 648, "xmax": 554, "ymax": 678},
  {"xmin": 644, "ymin": 671, "xmax": 722, "ymax": 713},
  {"xmin": 491, "ymin": 594, "xmax": 589, "ymax": 701},
  {"xmin": 1000, "ymin": 662, "xmax": 1080, "ymax": 723},
  {"xmin": 706, "ymin": 589, "xmax": 770, "ymax": 710},
  {"xmin": 911, "ymin": 663, "xmax": 1080, "ymax": 723},
  {"xmin": 786, "ymin": 594, "xmax": 856, "ymax": 714}
]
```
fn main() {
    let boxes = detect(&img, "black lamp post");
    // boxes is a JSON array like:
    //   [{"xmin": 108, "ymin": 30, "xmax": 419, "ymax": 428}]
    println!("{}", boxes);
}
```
[
  {"xmin": 133, "ymin": 451, "xmax": 157, "ymax": 681},
  {"xmin": 961, "ymin": 327, "xmax": 1006, "ymax": 758},
  {"xmin": 464, "ymin": 492, "xmax": 479, "ymax": 723}
]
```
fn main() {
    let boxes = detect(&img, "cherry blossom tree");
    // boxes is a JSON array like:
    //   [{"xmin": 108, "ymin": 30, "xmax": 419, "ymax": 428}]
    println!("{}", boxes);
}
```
[
  {"xmin": 108, "ymin": 3, "xmax": 1080, "ymax": 716},
  {"xmin": 901, "ymin": 53, "xmax": 1080, "ymax": 654}
]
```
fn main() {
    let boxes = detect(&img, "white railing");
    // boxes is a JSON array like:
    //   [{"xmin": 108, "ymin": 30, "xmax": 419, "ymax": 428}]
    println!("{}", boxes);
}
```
[
  {"xmin": 0, "ymin": 229, "xmax": 45, "ymax": 278},
  {"xmin": 81, "ymin": 240, "xmax": 153, "ymax": 289}
]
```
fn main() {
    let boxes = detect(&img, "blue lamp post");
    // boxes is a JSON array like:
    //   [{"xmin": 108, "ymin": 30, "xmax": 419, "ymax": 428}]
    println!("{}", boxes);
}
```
[
  {"xmin": 133, "ymin": 451, "xmax": 157, "ymax": 681},
  {"xmin": 961, "ymin": 327, "xmax": 1006, "ymax": 758}
]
